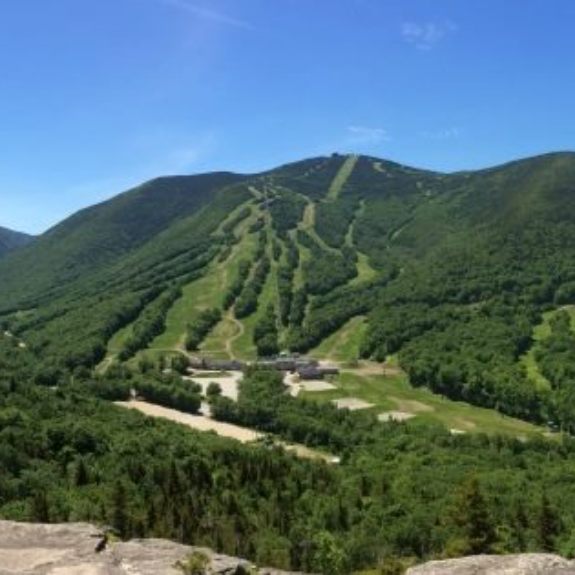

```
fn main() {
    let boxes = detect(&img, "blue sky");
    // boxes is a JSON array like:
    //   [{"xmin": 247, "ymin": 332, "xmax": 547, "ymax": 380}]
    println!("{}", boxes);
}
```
[{"xmin": 1, "ymin": 0, "xmax": 575, "ymax": 233}]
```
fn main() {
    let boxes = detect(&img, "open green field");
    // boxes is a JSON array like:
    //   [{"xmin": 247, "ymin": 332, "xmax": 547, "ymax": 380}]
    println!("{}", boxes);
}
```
[
  {"xmin": 302, "ymin": 368, "xmax": 551, "ymax": 438},
  {"xmin": 311, "ymin": 316, "xmax": 367, "ymax": 362},
  {"xmin": 200, "ymin": 313, "xmax": 243, "ymax": 359},
  {"xmin": 519, "ymin": 305, "xmax": 575, "ymax": 391},
  {"xmin": 148, "ymin": 266, "xmax": 225, "ymax": 350},
  {"xmin": 148, "ymin": 221, "xmax": 259, "ymax": 351}
]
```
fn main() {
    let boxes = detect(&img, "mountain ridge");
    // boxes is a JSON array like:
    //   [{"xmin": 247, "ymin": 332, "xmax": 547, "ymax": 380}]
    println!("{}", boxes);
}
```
[
  {"xmin": 0, "ymin": 225, "xmax": 34, "ymax": 258},
  {"xmin": 3, "ymin": 150, "xmax": 575, "ymax": 431}
]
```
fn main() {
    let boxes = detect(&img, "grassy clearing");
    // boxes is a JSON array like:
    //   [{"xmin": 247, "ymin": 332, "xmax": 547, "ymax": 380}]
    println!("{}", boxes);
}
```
[
  {"xmin": 311, "ymin": 316, "xmax": 367, "ymax": 362},
  {"xmin": 298, "ymin": 201, "xmax": 338, "ymax": 253},
  {"xmin": 247, "ymin": 185, "xmax": 263, "ymax": 199},
  {"xmin": 372, "ymin": 161, "xmax": 387, "ymax": 174},
  {"xmin": 201, "ymin": 313, "xmax": 244, "ymax": 359},
  {"xmin": 290, "ymin": 229, "xmax": 312, "ymax": 290},
  {"xmin": 231, "ymin": 260, "xmax": 278, "ymax": 360},
  {"xmin": 201, "ymin": 315, "xmax": 237, "ymax": 355},
  {"xmin": 106, "ymin": 322, "xmax": 134, "ymax": 354},
  {"xmin": 350, "ymin": 252, "xmax": 378, "ymax": 286},
  {"xmin": 149, "ymin": 268, "xmax": 224, "ymax": 350},
  {"xmin": 215, "ymin": 200, "xmax": 256, "ymax": 236},
  {"xmin": 148, "ymin": 224, "xmax": 259, "ymax": 351},
  {"xmin": 519, "ymin": 306, "xmax": 575, "ymax": 391},
  {"xmin": 326, "ymin": 154, "xmax": 358, "ymax": 200},
  {"xmin": 303, "ymin": 369, "xmax": 549, "ymax": 438},
  {"xmin": 342, "ymin": 200, "xmax": 378, "ymax": 286}
]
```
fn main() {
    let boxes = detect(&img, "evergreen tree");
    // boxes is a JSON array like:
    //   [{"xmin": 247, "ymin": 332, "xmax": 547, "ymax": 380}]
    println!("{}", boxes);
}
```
[
  {"xmin": 30, "ymin": 491, "xmax": 50, "ymax": 522},
  {"xmin": 537, "ymin": 492, "xmax": 560, "ymax": 551},
  {"xmin": 312, "ymin": 531, "xmax": 346, "ymax": 575},
  {"xmin": 111, "ymin": 480, "xmax": 129, "ymax": 537},
  {"xmin": 449, "ymin": 476, "xmax": 496, "ymax": 555}
]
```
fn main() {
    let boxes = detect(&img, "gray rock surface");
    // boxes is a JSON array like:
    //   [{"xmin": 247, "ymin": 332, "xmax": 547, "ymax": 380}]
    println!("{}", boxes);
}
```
[
  {"xmin": 10, "ymin": 520, "xmax": 574, "ymax": 575},
  {"xmin": 0, "ymin": 520, "xmax": 302, "ymax": 575},
  {"xmin": 407, "ymin": 554, "xmax": 575, "ymax": 575}
]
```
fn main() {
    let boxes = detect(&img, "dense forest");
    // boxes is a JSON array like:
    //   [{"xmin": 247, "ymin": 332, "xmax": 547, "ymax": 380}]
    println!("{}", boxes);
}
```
[
  {"xmin": 3, "ymin": 341, "xmax": 575, "ymax": 573},
  {"xmin": 0, "ymin": 226, "xmax": 33, "ymax": 258}
]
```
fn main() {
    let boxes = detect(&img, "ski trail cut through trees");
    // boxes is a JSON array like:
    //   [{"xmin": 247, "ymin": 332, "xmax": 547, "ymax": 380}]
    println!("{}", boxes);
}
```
[{"xmin": 326, "ymin": 154, "xmax": 358, "ymax": 200}]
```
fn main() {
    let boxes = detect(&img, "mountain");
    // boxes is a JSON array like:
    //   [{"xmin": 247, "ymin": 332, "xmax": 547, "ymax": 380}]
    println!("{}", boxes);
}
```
[
  {"xmin": 0, "ymin": 225, "xmax": 33, "ymax": 257},
  {"xmin": 2, "ymin": 152, "xmax": 575, "ymax": 428},
  {"xmin": 4, "ymin": 152, "xmax": 575, "ymax": 573},
  {"xmin": 0, "ymin": 171, "xmax": 245, "ymax": 307}
]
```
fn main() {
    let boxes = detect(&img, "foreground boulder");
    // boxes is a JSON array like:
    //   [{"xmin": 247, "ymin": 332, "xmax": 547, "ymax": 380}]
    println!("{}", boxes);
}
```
[
  {"xmin": 6, "ymin": 520, "xmax": 574, "ymax": 575},
  {"xmin": 0, "ymin": 520, "xmax": 304, "ymax": 575},
  {"xmin": 407, "ymin": 554, "xmax": 575, "ymax": 574}
]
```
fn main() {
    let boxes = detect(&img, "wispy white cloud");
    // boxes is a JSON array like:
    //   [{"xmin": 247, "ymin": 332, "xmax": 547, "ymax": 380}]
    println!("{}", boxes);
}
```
[
  {"xmin": 346, "ymin": 125, "xmax": 391, "ymax": 147},
  {"xmin": 401, "ymin": 20, "xmax": 458, "ymax": 50},
  {"xmin": 162, "ymin": 0, "xmax": 254, "ymax": 30},
  {"xmin": 420, "ymin": 127, "xmax": 461, "ymax": 140}
]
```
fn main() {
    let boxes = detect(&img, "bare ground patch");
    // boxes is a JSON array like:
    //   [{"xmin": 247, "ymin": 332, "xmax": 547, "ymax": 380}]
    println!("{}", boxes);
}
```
[
  {"xmin": 332, "ymin": 397, "xmax": 375, "ymax": 411},
  {"xmin": 300, "ymin": 380, "xmax": 337, "ymax": 392},
  {"xmin": 116, "ymin": 401, "xmax": 260, "ymax": 443},
  {"xmin": 184, "ymin": 370, "xmax": 243, "ymax": 401},
  {"xmin": 283, "ymin": 373, "xmax": 302, "ymax": 397},
  {"xmin": 341, "ymin": 360, "xmax": 403, "ymax": 377},
  {"xmin": 378, "ymin": 411, "xmax": 416, "ymax": 422},
  {"xmin": 388, "ymin": 396, "xmax": 434, "ymax": 413},
  {"xmin": 452, "ymin": 417, "xmax": 477, "ymax": 430},
  {"xmin": 116, "ymin": 401, "xmax": 334, "ymax": 463}
]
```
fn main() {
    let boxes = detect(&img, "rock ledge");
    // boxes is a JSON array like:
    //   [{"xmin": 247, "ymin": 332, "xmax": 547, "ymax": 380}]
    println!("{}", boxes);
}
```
[
  {"xmin": 407, "ymin": 553, "xmax": 575, "ymax": 575},
  {"xmin": 0, "ymin": 520, "xmax": 302, "ymax": 575}
]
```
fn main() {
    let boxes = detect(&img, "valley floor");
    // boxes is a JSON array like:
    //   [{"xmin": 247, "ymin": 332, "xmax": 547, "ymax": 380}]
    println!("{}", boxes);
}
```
[{"xmin": 305, "ymin": 365, "xmax": 547, "ymax": 438}]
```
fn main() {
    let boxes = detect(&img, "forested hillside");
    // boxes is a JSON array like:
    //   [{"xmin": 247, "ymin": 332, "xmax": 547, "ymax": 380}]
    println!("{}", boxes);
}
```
[
  {"xmin": 2, "ymin": 152, "xmax": 575, "ymax": 429},
  {"xmin": 0, "ymin": 172, "xmax": 244, "ymax": 308},
  {"xmin": 2, "ymin": 336, "xmax": 575, "ymax": 574},
  {"xmin": 0, "ymin": 226, "xmax": 33, "ymax": 258}
]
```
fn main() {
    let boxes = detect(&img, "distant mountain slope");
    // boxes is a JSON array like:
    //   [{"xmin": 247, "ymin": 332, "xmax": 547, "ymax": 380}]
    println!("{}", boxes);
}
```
[
  {"xmin": 0, "ymin": 172, "xmax": 245, "ymax": 308},
  {"xmin": 4, "ymin": 151, "xmax": 575, "ymax": 432},
  {"xmin": 0, "ymin": 226, "xmax": 33, "ymax": 258}
]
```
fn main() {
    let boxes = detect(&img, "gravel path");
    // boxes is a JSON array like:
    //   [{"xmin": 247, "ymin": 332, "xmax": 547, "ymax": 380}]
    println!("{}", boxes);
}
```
[
  {"xmin": 116, "ymin": 401, "xmax": 261, "ymax": 442},
  {"xmin": 116, "ymin": 400, "xmax": 336, "ymax": 463}
]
